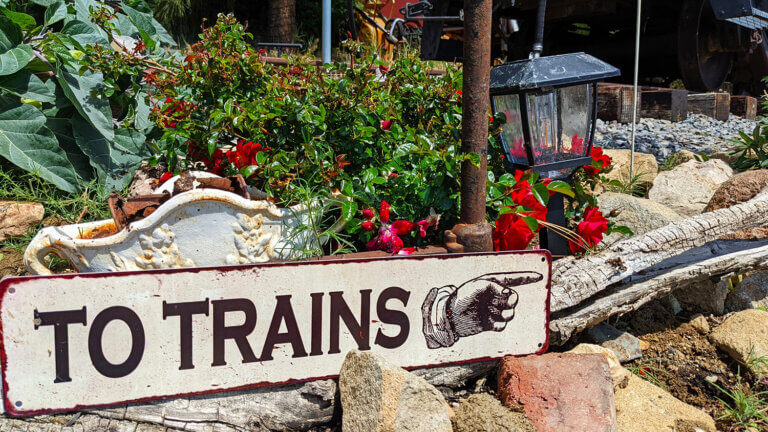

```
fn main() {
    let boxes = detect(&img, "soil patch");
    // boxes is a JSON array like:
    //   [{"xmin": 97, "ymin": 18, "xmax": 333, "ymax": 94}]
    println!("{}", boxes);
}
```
[
  {"xmin": 0, "ymin": 247, "xmax": 26, "ymax": 279},
  {"xmin": 625, "ymin": 301, "xmax": 768, "ymax": 431}
]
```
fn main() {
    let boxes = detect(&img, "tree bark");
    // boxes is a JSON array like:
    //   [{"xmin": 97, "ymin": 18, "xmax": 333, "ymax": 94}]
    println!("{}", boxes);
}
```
[{"xmin": 268, "ymin": 0, "xmax": 296, "ymax": 43}]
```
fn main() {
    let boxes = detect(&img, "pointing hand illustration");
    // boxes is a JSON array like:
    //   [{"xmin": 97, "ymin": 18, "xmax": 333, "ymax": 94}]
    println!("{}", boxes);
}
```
[{"xmin": 422, "ymin": 272, "xmax": 544, "ymax": 349}]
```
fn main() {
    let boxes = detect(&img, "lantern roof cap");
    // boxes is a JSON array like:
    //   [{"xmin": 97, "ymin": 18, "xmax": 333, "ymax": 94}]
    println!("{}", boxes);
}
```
[{"xmin": 490, "ymin": 52, "xmax": 620, "ymax": 94}]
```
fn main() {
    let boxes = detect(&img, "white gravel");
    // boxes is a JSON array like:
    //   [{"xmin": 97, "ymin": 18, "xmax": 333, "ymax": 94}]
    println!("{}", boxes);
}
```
[{"xmin": 594, "ymin": 114, "xmax": 758, "ymax": 162}]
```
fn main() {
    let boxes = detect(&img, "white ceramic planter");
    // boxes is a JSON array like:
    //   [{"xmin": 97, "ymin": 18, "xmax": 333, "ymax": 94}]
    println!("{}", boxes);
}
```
[{"xmin": 24, "ymin": 183, "xmax": 339, "ymax": 275}]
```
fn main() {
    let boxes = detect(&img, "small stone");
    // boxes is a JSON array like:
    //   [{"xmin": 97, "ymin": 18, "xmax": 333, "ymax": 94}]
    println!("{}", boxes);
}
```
[
  {"xmin": 674, "ymin": 279, "xmax": 730, "ymax": 315},
  {"xmin": 615, "ymin": 374, "xmax": 717, "ymax": 431},
  {"xmin": 639, "ymin": 339, "xmax": 651, "ymax": 351},
  {"xmin": 498, "ymin": 353, "xmax": 617, "ymax": 432},
  {"xmin": 339, "ymin": 350, "xmax": 452, "ymax": 432},
  {"xmin": 689, "ymin": 314, "xmax": 710, "ymax": 334},
  {"xmin": 568, "ymin": 343, "xmax": 631, "ymax": 390},
  {"xmin": 704, "ymin": 375, "xmax": 718, "ymax": 384},
  {"xmin": 725, "ymin": 271, "xmax": 768, "ymax": 312},
  {"xmin": 585, "ymin": 322, "xmax": 643, "ymax": 362},
  {"xmin": 0, "ymin": 201, "xmax": 44, "ymax": 242},
  {"xmin": 709, "ymin": 309, "xmax": 768, "ymax": 377},
  {"xmin": 603, "ymin": 149, "xmax": 659, "ymax": 187},
  {"xmin": 451, "ymin": 393, "xmax": 536, "ymax": 432}
]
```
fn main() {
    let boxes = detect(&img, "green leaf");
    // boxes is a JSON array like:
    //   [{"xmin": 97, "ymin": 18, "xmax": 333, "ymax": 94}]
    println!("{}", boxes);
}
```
[
  {"xmin": 521, "ymin": 216, "xmax": 539, "ymax": 233},
  {"xmin": 114, "ymin": 128, "xmax": 149, "ymax": 158},
  {"xmin": 0, "ymin": 70, "xmax": 55, "ymax": 102},
  {"xmin": 57, "ymin": 68, "xmax": 114, "ymax": 141},
  {"xmin": 134, "ymin": 95, "xmax": 152, "ymax": 131},
  {"xmin": 0, "ymin": 102, "xmax": 79, "ymax": 192},
  {"xmin": 0, "ymin": 45, "xmax": 33, "ymax": 76},
  {"xmin": 0, "ymin": 15, "xmax": 22, "ymax": 51},
  {"xmin": 256, "ymin": 151, "xmax": 267, "ymax": 165},
  {"xmin": 546, "ymin": 180, "xmax": 575, "ymax": 198},
  {"xmin": 239, "ymin": 165, "xmax": 258, "ymax": 179},
  {"xmin": 120, "ymin": 5, "xmax": 175, "ymax": 46},
  {"xmin": 31, "ymin": 0, "xmax": 58, "ymax": 6},
  {"xmin": 44, "ymin": 1, "xmax": 67, "ymax": 27},
  {"xmin": 1, "ymin": 9, "xmax": 35, "ymax": 31},
  {"xmin": 61, "ymin": 20, "xmax": 109, "ymax": 47},
  {"xmin": 71, "ymin": 115, "xmax": 143, "ymax": 192},
  {"xmin": 531, "ymin": 182, "xmax": 550, "ymax": 206},
  {"xmin": 46, "ymin": 114, "xmax": 92, "ymax": 179},
  {"xmin": 341, "ymin": 200, "xmax": 358, "ymax": 221}
]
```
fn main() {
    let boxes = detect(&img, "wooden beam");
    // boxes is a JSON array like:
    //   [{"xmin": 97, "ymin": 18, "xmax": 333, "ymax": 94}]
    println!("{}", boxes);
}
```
[
  {"xmin": 688, "ymin": 93, "xmax": 731, "ymax": 121},
  {"xmin": 640, "ymin": 89, "xmax": 688, "ymax": 122},
  {"xmin": 597, "ymin": 83, "xmax": 640, "ymax": 123},
  {"xmin": 730, "ymin": 95, "xmax": 758, "ymax": 120}
]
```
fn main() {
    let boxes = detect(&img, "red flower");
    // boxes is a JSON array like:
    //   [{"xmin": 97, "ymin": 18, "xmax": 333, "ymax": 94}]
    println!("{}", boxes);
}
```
[
  {"xmin": 336, "ymin": 154, "xmax": 350, "ymax": 171},
  {"xmin": 362, "ymin": 221, "xmax": 376, "ymax": 231},
  {"xmin": 379, "ymin": 201, "xmax": 390, "ymax": 223},
  {"xmin": 568, "ymin": 206, "xmax": 609, "ymax": 254},
  {"xmin": 508, "ymin": 180, "xmax": 547, "ymax": 221},
  {"xmin": 397, "ymin": 247, "xmax": 416, "ymax": 256},
  {"xmin": 380, "ymin": 119, "xmax": 393, "ymax": 130},
  {"xmin": 226, "ymin": 140, "xmax": 264, "ymax": 173},
  {"xmin": 158, "ymin": 172, "xmax": 173, "ymax": 184},
  {"xmin": 362, "ymin": 208, "xmax": 375, "ymax": 219},
  {"xmin": 379, "ymin": 65, "xmax": 389, "ymax": 74},
  {"xmin": 389, "ymin": 172, "xmax": 398, "ymax": 178},
  {"xmin": 493, "ymin": 213, "xmax": 535, "ymax": 251},
  {"xmin": 583, "ymin": 147, "xmax": 612, "ymax": 177},
  {"xmin": 391, "ymin": 220, "xmax": 415, "ymax": 236}
]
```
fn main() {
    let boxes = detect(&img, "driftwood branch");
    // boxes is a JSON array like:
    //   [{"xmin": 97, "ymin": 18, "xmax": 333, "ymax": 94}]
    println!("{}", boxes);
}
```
[
  {"xmin": 549, "ymin": 240, "xmax": 768, "ymax": 344},
  {"xmin": 550, "ymin": 187, "xmax": 768, "ymax": 313}
]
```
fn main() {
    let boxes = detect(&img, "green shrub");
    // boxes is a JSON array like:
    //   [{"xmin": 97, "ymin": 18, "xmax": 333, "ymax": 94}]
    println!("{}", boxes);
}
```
[{"xmin": 0, "ymin": 0, "xmax": 172, "ymax": 193}]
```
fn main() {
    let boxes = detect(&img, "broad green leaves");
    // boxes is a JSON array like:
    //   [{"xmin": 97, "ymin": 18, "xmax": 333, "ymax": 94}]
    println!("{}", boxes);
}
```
[
  {"xmin": 44, "ymin": 1, "xmax": 67, "ymax": 27},
  {"xmin": 0, "ymin": 70, "xmax": 53, "ymax": 104},
  {"xmin": 57, "ymin": 69, "xmax": 114, "ymax": 141},
  {"xmin": 0, "ymin": 44, "xmax": 33, "ymax": 76},
  {"xmin": 71, "ymin": 116, "xmax": 145, "ymax": 191},
  {"xmin": 0, "ymin": 102, "xmax": 78, "ymax": 192}
]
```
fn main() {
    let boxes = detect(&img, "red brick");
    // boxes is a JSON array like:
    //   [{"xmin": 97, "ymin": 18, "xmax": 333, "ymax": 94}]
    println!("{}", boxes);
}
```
[{"xmin": 497, "ymin": 353, "xmax": 617, "ymax": 432}]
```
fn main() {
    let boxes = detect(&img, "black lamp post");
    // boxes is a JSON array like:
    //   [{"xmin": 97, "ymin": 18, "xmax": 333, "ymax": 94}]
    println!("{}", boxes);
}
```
[{"xmin": 488, "ymin": 0, "xmax": 620, "ymax": 255}]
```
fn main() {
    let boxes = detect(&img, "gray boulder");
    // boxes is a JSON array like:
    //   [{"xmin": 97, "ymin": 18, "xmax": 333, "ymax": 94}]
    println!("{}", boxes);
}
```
[
  {"xmin": 596, "ymin": 192, "xmax": 683, "ymax": 246},
  {"xmin": 726, "ymin": 271, "xmax": 768, "ymax": 312},
  {"xmin": 649, "ymin": 159, "xmax": 733, "ymax": 216}
]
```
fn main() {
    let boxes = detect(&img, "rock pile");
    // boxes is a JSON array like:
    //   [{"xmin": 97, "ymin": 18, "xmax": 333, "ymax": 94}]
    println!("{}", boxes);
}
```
[{"xmin": 595, "ymin": 114, "xmax": 757, "ymax": 161}]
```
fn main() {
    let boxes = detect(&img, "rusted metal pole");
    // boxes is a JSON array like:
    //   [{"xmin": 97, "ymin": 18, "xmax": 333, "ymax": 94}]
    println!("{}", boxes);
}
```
[{"xmin": 445, "ymin": 0, "xmax": 494, "ymax": 253}]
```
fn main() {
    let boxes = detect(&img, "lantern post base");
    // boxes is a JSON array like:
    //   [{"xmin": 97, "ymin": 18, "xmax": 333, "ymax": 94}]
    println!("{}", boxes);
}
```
[
  {"xmin": 540, "ymin": 192, "xmax": 570, "ymax": 258},
  {"xmin": 444, "ymin": 222, "xmax": 493, "ymax": 253}
]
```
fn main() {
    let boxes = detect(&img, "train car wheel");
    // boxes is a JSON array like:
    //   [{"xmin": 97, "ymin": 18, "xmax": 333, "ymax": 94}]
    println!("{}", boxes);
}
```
[{"xmin": 677, "ymin": 0, "xmax": 735, "ymax": 91}]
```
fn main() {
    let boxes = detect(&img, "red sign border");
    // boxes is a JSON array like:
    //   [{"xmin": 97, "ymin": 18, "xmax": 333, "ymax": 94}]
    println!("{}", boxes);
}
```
[{"xmin": 0, "ymin": 250, "xmax": 551, "ymax": 417}]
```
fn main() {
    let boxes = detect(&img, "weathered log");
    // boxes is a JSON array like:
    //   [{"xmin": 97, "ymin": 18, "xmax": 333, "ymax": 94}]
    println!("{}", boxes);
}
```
[
  {"xmin": 550, "ymin": 187, "xmax": 768, "ymax": 313},
  {"xmin": 550, "ymin": 240, "xmax": 768, "ymax": 344}
]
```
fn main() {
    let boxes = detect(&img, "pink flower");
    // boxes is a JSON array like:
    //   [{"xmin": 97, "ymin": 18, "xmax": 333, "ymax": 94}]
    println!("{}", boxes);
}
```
[
  {"xmin": 380, "ymin": 119, "xmax": 393, "ymax": 130},
  {"xmin": 362, "ymin": 208, "xmax": 375, "ymax": 219},
  {"xmin": 397, "ymin": 247, "xmax": 416, "ymax": 256},
  {"xmin": 416, "ymin": 219, "xmax": 431, "ymax": 238}
]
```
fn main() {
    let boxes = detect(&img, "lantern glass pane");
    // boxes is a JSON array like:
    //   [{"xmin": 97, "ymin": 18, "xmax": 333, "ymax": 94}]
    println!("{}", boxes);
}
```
[
  {"xmin": 493, "ymin": 94, "xmax": 527, "ymax": 164},
  {"xmin": 557, "ymin": 84, "xmax": 591, "ymax": 157},
  {"xmin": 526, "ymin": 91, "xmax": 558, "ymax": 165}
]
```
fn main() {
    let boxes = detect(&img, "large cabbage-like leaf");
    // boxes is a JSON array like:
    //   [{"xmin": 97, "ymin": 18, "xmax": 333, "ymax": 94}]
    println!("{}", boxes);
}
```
[
  {"xmin": 0, "ymin": 70, "xmax": 55, "ymax": 102},
  {"xmin": 61, "ymin": 19, "xmax": 109, "ymax": 47},
  {"xmin": 0, "ymin": 103, "xmax": 79, "ymax": 192},
  {"xmin": 46, "ymin": 115, "xmax": 93, "ymax": 180},
  {"xmin": 57, "ymin": 68, "xmax": 114, "ymax": 141},
  {"xmin": 71, "ymin": 115, "xmax": 144, "ymax": 192}
]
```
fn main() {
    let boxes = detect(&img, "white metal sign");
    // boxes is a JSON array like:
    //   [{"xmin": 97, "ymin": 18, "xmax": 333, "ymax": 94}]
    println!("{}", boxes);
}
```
[{"xmin": 0, "ymin": 251, "xmax": 550, "ymax": 416}]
